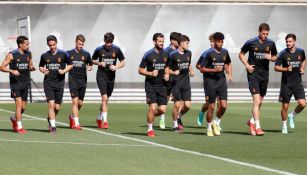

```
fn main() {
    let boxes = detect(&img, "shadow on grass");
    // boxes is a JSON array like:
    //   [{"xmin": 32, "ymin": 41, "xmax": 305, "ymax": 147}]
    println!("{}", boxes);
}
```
[{"xmin": 121, "ymin": 132, "xmax": 147, "ymax": 136}]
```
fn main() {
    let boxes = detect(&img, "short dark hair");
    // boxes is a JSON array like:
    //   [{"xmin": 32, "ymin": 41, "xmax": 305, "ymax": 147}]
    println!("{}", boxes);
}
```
[
  {"xmin": 285, "ymin": 33, "xmax": 296, "ymax": 41},
  {"xmin": 47, "ymin": 35, "xmax": 57, "ymax": 43},
  {"xmin": 170, "ymin": 32, "xmax": 181, "ymax": 42},
  {"xmin": 178, "ymin": 35, "xmax": 190, "ymax": 44},
  {"xmin": 213, "ymin": 32, "xmax": 224, "ymax": 41},
  {"xmin": 153, "ymin": 33, "xmax": 164, "ymax": 41},
  {"xmin": 76, "ymin": 34, "xmax": 86, "ymax": 42},
  {"xmin": 16, "ymin": 35, "xmax": 28, "ymax": 47},
  {"xmin": 258, "ymin": 23, "xmax": 270, "ymax": 32},
  {"xmin": 104, "ymin": 32, "xmax": 114, "ymax": 43}
]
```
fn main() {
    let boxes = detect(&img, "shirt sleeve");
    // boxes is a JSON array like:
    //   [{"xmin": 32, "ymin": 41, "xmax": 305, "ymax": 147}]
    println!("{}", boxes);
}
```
[
  {"xmin": 271, "ymin": 42, "xmax": 278, "ymax": 56},
  {"xmin": 302, "ymin": 50, "xmax": 306, "ymax": 61},
  {"xmin": 275, "ymin": 52, "xmax": 283, "ymax": 66},
  {"xmin": 225, "ymin": 52, "xmax": 231, "ymax": 64},
  {"xmin": 139, "ymin": 53, "xmax": 148, "ymax": 68},
  {"xmin": 241, "ymin": 41, "xmax": 250, "ymax": 54},
  {"xmin": 92, "ymin": 48, "xmax": 99, "ymax": 60},
  {"xmin": 64, "ymin": 52, "xmax": 73, "ymax": 65},
  {"xmin": 117, "ymin": 48, "xmax": 125, "ymax": 61},
  {"xmin": 39, "ymin": 54, "xmax": 45, "ymax": 67}
]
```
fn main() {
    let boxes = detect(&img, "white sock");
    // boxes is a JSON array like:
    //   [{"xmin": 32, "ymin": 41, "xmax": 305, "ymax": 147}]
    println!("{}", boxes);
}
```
[
  {"xmin": 207, "ymin": 122, "xmax": 212, "ymax": 130},
  {"xmin": 97, "ymin": 112, "xmax": 102, "ymax": 120},
  {"xmin": 291, "ymin": 111, "xmax": 297, "ymax": 117},
  {"xmin": 74, "ymin": 117, "xmax": 80, "ymax": 126},
  {"xmin": 147, "ymin": 123, "xmax": 153, "ymax": 131},
  {"xmin": 173, "ymin": 120, "xmax": 178, "ymax": 128},
  {"xmin": 102, "ymin": 112, "xmax": 107, "ymax": 122},
  {"xmin": 255, "ymin": 120, "xmax": 261, "ymax": 129},
  {"xmin": 282, "ymin": 120, "xmax": 287, "ymax": 129},
  {"xmin": 214, "ymin": 117, "xmax": 221, "ymax": 126},
  {"xmin": 17, "ymin": 121, "xmax": 22, "ymax": 130},
  {"xmin": 250, "ymin": 116, "xmax": 255, "ymax": 124},
  {"xmin": 49, "ymin": 119, "xmax": 56, "ymax": 127},
  {"xmin": 160, "ymin": 114, "xmax": 165, "ymax": 120}
]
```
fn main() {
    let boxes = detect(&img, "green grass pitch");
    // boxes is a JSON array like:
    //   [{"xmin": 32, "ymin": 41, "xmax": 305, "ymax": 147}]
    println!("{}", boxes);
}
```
[{"xmin": 0, "ymin": 102, "xmax": 306, "ymax": 175}]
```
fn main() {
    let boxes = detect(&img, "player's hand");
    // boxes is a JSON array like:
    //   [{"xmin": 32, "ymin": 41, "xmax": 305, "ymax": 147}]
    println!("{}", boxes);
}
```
[
  {"xmin": 214, "ymin": 66, "xmax": 223, "ymax": 72},
  {"xmin": 99, "ymin": 62, "xmax": 106, "ymax": 67},
  {"xmin": 29, "ymin": 66, "xmax": 36, "ymax": 71},
  {"xmin": 173, "ymin": 70, "xmax": 180, "ymax": 75},
  {"xmin": 246, "ymin": 64, "xmax": 255, "ymax": 73},
  {"xmin": 287, "ymin": 65, "xmax": 293, "ymax": 72},
  {"xmin": 150, "ymin": 70, "xmax": 158, "ymax": 77},
  {"xmin": 109, "ymin": 65, "xmax": 117, "ymax": 71},
  {"xmin": 87, "ymin": 66, "xmax": 92, "ymax": 71},
  {"xmin": 58, "ymin": 69, "xmax": 65, "ymax": 75},
  {"xmin": 265, "ymin": 51, "xmax": 272, "ymax": 60},
  {"xmin": 189, "ymin": 70, "xmax": 194, "ymax": 77},
  {"xmin": 224, "ymin": 64, "xmax": 229, "ymax": 74},
  {"xmin": 227, "ymin": 75, "xmax": 233, "ymax": 82},
  {"xmin": 10, "ymin": 70, "xmax": 20, "ymax": 76},
  {"xmin": 163, "ymin": 74, "xmax": 169, "ymax": 81},
  {"xmin": 300, "ymin": 68, "xmax": 304, "ymax": 74}
]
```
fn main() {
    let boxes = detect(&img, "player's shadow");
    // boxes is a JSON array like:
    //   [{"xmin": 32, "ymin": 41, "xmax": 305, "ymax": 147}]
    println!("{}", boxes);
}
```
[
  {"xmin": 27, "ymin": 129, "xmax": 50, "ymax": 133},
  {"xmin": 0, "ymin": 129, "xmax": 15, "ymax": 133},
  {"xmin": 181, "ymin": 131, "xmax": 205, "ymax": 135},
  {"xmin": 184, "ymin": 126, "xmax": 204, "ymax": 129},
  {"xmin": 222, "ymin": 131, "xmax": 251, "ymax": 136},
  {"xmin": 57, "ymin": 126, "xmax": 72, "ymax": 130},
  {"xmin": 263, "ymin": 129, "xmax": 282, "ymax": 133},
  {"xmin": 121, "ymin": 132, "xmax": 148, "ymax": 136}
]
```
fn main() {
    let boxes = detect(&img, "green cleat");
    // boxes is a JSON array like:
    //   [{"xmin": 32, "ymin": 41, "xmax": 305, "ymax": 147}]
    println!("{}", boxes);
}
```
[
  {"xmin": 282, "ymin": 128, "xmax": 288, "ymax": 134},
  {"xmin": 159, "ymin": 118, "xmax": 166, "ymax": 129},
  {"xmin": 197, "ymin": 111, "xmax": 204, "ymax": 126},
  {"xmin": 288, "ymin": 113, "xmax": 295, "ymax": 129}
]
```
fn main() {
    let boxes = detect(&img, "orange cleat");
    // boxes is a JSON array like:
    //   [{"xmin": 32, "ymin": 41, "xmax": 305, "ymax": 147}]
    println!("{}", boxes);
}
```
[
  {"xmin": 247, "ymin": 120, "xmax": 256, "ymax": 136},
  {"xmin": 69, "ymin": 115, "xmax": 75, "ymax": 129},
  {"xmin": 97, "ymin": 119, "xmax": 103, "ymax": 129},
  {"xmin": 16, "ymin": 128, "xmax": 27, "ymax": 134},
  {"xmin": 10, "ymin": 116, "xmax": 17, "ymax": 131},
  {"xmin": 73, "ymin": 125, "xmax": 82, "ymax": 130},
  {"xmin": 103, "ymin": 121, "xmax": 109, "ymax": 129},
  {"xmin": 147, "ymin": 130, "xmax": 155, "ymax": 137},
  {"xmin": 256, "ymin": 128, "xmax": 264, "ymax": 136}
]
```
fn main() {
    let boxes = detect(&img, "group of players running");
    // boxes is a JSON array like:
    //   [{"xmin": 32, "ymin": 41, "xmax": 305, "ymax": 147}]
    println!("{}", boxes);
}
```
[{"xmin": 1, "ymin": 23, "xmax": 305, "ymax": 137}]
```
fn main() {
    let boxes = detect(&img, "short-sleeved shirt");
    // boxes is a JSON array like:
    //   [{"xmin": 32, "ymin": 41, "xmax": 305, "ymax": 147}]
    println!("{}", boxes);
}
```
[
  {"xmin": 92, "ymin": 45, "xmax": 125, "ymax": 81},
  {"xmin": 241, "ymin": 37, "xmax": 277, "ymax": 79},
  {"xmin": 197, "ymin": 48, "xmax": 231, "ymax": 80},
  {"xmin": 9, "ymin": 49, "xmax": 32, "ymax": 90},
  {"xmin": 139, "ymin": 48, "xmax": 169, "ymax": 85},
  {"xmin": 67, "ymin": 49, "xmax": 92, "ymax": 87},
  {"xmin": 275, "ymin": 48, "xmax": 306, "ymax": 87},
  {"xmin": 39, "ymin": 49, "xmax": 72, "ymax": 90},
  {"xmin": 168, "ymin": 50, "xmax": 192, "ymax": 84}
]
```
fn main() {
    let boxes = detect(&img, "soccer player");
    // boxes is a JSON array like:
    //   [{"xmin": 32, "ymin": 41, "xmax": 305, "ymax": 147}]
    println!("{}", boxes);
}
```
[
  {"xmin": 138, "ymin": 33, "xmax": 169, "ymax": 137},
  {"xmin": 274, "ymin": 33, "xmax": 306, "ymax": 134},
  {"xmin": 92, "ymin": 32, "xmax": 125, "ymax": 129},
  {"xmin": 67, "ymin": 34, "xmax": 92, "ymax": 130},
  {"xmin": 0, "ymin": 36, "xmax": 35, "ymax": 134},
  {"xmin": 239, "ymin": 23, "xmax": 278, "ymax": 136},
  {"xmin": 158, "ymin": 32, "xmax": 181, "ymax": 129},
  {"xmin": 168, "ymin": 35, "xmax": 194, "ymax": 132},
  {"xmin": 39, "ymin": 35, "xmax": 73, "ymax": 133},
  {"xmin": 196, "ymin": 34, "xmax": 230, "ymax": 129},
  {"xmin": 197, "ymin": 32, "xmax": 232, "ymax": 136}
]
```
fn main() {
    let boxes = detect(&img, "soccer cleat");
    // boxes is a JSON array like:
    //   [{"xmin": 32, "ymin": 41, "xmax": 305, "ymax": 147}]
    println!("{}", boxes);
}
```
[
  {"xmin": 256, "ymin": 128, "xmax": 264, "ymax": 136},
  {"xmin": 103, "ymin": 121, "xmax": 109, "ymax": 129},
  {"xmin": 207, "ymin": 129, "xmax": 214, "ymax": 137},
  {"xmin": 282, "ymin": 128, "xmax": 288, "ymax": 134},
  {"xmin": 177, "ymin": 118, "xmax": 184, "ymax": 130},
  {"xmin": 212, "ymin": 123, "xmax": 220, "ymax": 136},
  {"xmin": 73, "ymin": 125, "xmax": 82, "ymax": 130},
  {"xmin": 10, "ymin": 116, "xmax": 17, "ymax": 131},
  {"xmin": 159, "ymin": 118, "xmax": 166, "ymax": 129},
  {"xmin": 16, "ymin": 128, "xmax": 27, "ymax": 134},
  {"xmin": 218, "ymin": 125, "xmax": 223, "ymax": 131},
  {"xmin": 49, "ymin": 127, "xmax": 57, "ymax": 134},
  {"xmin": 96, "ymin": 119, "xmax": 103, "ymax": 129},
  {"xmin": 288, "ymin": 113, "xmax": 295, "ymax": 129},
  {"xmin": 147, "ymin": 130, "xmax": 155, "ymax": 137},
  {"xmin": 173, "ymin": 127, "xmax": 183, "ymax": 133},
  {"xmin": 69, "ymin": 115, "xmax": 75, "ymax": 129},
  {"xmin": 197, "ymin": 112, "xmax": 204, "ymax": 126},
  {"xmin": 247, "ymin": 120, "xmax": 256, "ymax": 136}
]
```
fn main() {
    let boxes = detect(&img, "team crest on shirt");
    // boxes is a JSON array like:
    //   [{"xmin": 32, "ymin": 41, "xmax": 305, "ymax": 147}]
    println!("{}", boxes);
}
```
[
  {"xmin": 70, "ymin": 56, "xmax": 74, "ymax": 60},
  {"xmin": 213, "ymin": 58, "xmax": 216, "ymax": 61},
  {"xmin": 177, "ymin": 59, "xmax": 181, "ymax": 62},
  {"xmin": 298, "ymin": 55, "xmax": 302, "ymax": 61},
  {"xmin": 254, "ymin": 47, "xmax": 258, "ymax": 51},
  {"xmin": 266, "ymin": 47, "xmax": 270, "ymax": 52},
  {"xmin": 47, "ymin": 59, "xmax": 50, "ymax": 63},
  {"xmin": 153, "ymin": 58, "xmax": 156, "ymax": 63},
  {"xmin": 17, "ymin": 59, "xmax": 20, "ymax": 62},
  {"xmin": 112, "ymin": 52, "xmax": 116, "ymax": 58},
  {"xmin": 57, "ymin": 58, "xmax": 62, "ymax": 63},
  {"xmin": 287, "ymin": 57, "xmax": 291, "ymax": 61},
  {"xmin": 102, "ymin": 53, "xmax": 105, "ymax": 57},
  {"xmin": 164, "ymin": 57, "xmax": 167, "ymax": 63},
  {"xmin": 81, "ymin": 56, "xmax": 85, "ymax": 61}
]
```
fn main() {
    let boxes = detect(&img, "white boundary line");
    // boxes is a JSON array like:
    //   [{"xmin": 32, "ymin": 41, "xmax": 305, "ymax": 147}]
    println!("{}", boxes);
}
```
[
  {"xmin": 0, "ymin": 108, "xmax": 297, "ymax": 175},
  {"xmin": 0, "ymin": 139, "xmax": 153, "ymax": 147}
]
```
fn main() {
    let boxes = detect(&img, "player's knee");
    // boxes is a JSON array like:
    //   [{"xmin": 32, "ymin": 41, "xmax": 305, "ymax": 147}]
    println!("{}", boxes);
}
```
[
  {"xmin": 299, "ymin": 101, "xmax": 306, "ymax": 108},
  {"xmin": 149, "ymin": 106, "xmax": 156, "ymax": 113},
  {"xmin": 159, "ymin": 106, "xmax": 167, "ymax": 114},
  {"xmin": 185, "ymin": 102, "xmax": 191, "ymax": 110}
]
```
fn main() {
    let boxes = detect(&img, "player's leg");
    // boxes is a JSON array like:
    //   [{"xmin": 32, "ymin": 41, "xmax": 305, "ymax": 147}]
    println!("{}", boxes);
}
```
[
  {"xmin": 288, "ymin": 85, "xmax": 306, "ymax": 129},
  {"xmin": 206, "ymin": 102, "xmax": 215, "ymax": 137},
  {"xmin": 281, "ymin": 103, "xmax": 289, "ymax": 134},
  {"xmin": 14, "ymin": 97, "xmax": 25, "ymax": 133},
  {"xmin": 247, "ymin": 76, "xmax": 261, "ymax": 136},
  {"xmin": 147, "ymin": 103, "xmax": 157, "ymax": 137},
  {"xmin": 159, "ymin": 82, "xmax": 171, "ymax": 129},
  {"xmin": 96, "ymin": 77, "xmax": 108, "ymax": 128},
  {"xmin": 69, "ymin": 88, "xmax": 79, "ymax": 128},
  {"xmin": 176, "ymin": 86, "xmax": 192, "ymax": 130},
  {"xmin": 213, "ymin": 81, "xmax": 227, "ymax": 131}
]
